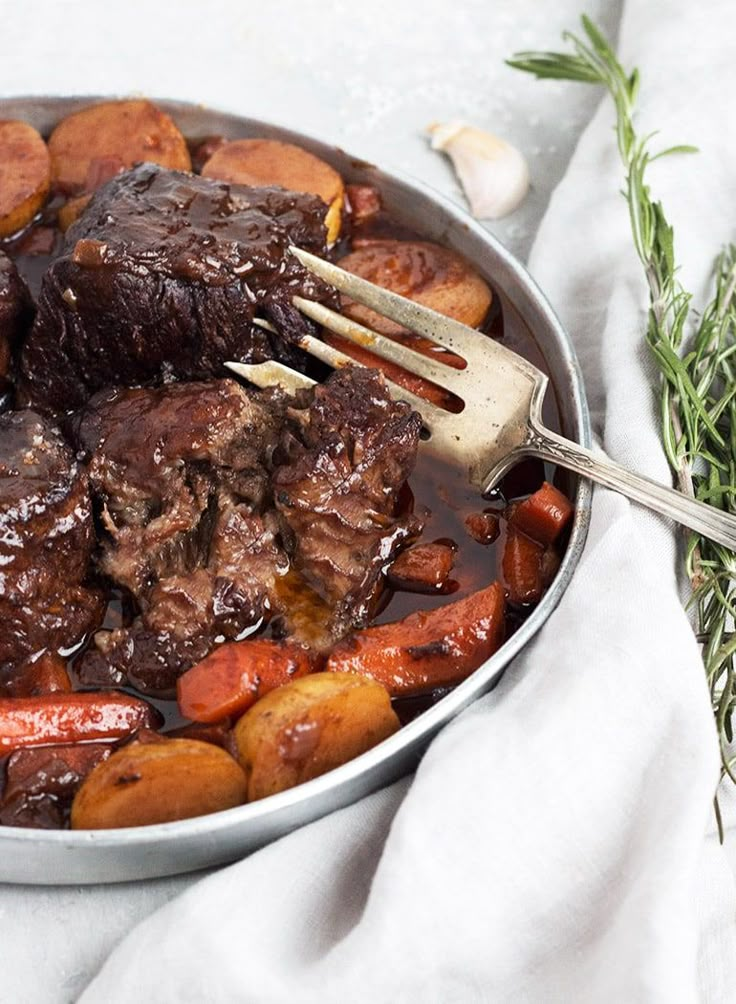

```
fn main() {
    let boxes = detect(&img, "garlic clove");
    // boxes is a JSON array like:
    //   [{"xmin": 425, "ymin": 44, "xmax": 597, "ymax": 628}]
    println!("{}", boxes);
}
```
[{"xmin": 427, "ymin": 121, "xmax": 530, "ymax": 220}]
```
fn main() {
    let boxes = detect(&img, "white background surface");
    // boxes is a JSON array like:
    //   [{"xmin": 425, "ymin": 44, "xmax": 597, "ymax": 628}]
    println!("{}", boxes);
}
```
[
  {"xmin": 1, "ymin": 0, "xmax": 621, "ymax": 262},
  {"xmin": 4, "ymin": 1, "xmax": 736, "ymax": 1001}
]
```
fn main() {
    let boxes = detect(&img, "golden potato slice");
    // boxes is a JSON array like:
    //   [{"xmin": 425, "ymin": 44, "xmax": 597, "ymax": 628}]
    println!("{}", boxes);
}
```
[
  {"xmin": 339, "ymin": 239, "xmax": 492, "ymax": 337},
  {"xmin": 71, "ymin": 738, "xmax": 247, "ymax": 829},
  {"xmin": 48, "ymin": 99, "xmax": 191, "ymax": 195},
  {"xmin": 234, "ymin": 672, "xmax": 399, "ymax": 801},
  {"xmin": 202, "ymin": 138, "xmax": 344, "ymax": 244},
  {"xmin": 0, "ymin": 120, "xmax": 51, "ymax": 238}
]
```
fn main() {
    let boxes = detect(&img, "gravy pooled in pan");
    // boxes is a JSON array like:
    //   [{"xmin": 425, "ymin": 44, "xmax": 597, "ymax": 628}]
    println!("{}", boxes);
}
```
[{"xmin": 0, "ymin": 99, "xmax": 574, "ymax": 830}]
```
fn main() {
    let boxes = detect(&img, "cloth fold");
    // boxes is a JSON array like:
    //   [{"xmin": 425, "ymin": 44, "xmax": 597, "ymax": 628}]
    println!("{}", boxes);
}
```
[{"xmin": 78, "ymin": 1, "xmax": 736, "ymax": 1001}]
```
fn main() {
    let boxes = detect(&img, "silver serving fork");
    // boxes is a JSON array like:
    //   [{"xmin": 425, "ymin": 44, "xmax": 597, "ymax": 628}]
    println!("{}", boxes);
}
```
[{"xmin": 226, "ymin": 246, "xmax": 736, "ymax": 550}]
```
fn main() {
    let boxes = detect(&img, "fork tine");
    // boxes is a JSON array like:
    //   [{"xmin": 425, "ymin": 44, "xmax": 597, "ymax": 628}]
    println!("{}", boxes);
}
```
[
  {"xmin": 289, "ymin": 245, "xmax": 481, "ymax": 356},
  {"xmin": 225, "ymin": 360, "xmax": 315, "ymax": 393},
  {"xmin": 296, "ymin": 332, "xmax": 440, "ymax": 423},
  {"xmin": 292, "ymin": 295, "xmax": 465, "ymax": 389},
  {"xmin": 225, "ymin": 346, "xmax": 438, "ymax": 423},
  {"xmin": 252, "ymin": 317, "xmax": 278, "ymax": 333}
]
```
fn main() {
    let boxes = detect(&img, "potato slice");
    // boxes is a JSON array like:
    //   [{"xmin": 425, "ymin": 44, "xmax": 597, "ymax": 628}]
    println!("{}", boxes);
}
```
[
  {"xmin": 234, "ymin": 672, "xmax": 399, "ymax": 801},
  {"xmin": 48, "ymin": 99, "xmax": 191, "ymax": 195},
  {"xmin": 202, "ymin": 138, "xmax": 344, "ymax": 244},
  {"xmin": 71, "ymin": 738, "xmax": 247, "ymax": 829},
  {"xmin": 0, "ymin": 120, "xmax": 51, "ymax": 238},
  {"xmin": 339, "ymin": 239, "xmax": 492, "ymax": 337}
]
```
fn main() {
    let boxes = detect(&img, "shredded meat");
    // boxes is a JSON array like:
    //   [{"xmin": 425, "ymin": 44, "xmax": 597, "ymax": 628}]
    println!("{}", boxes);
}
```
[
  {"xmin": 273, "ymin": 367, "xmax": 423, "ymax": 635},
  {"xmin": 74, "ymin": 378, "xmax": 289, "ymax": 695}
]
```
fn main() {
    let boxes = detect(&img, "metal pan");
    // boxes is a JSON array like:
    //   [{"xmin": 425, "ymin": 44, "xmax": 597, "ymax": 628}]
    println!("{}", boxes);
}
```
[{"xmin": 0, "ymin": 97, "xmax": 592, "ymax": 884}]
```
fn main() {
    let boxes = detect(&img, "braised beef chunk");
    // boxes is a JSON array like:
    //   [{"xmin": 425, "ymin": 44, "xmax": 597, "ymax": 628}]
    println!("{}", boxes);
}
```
[
  {"xmin": 273, "ymin": 368, "xmax": 423, "ymax": 635},
  {"xmin": 20, "ymin": 163, "xmax": 336, "ymax": 411},
  {"xmin": 0, "ymin": 410, "xmax": 103, "ymax": 679},
  {"xmin": 74, "ymin": 370, "xmax": 422, "ymax": 688},
  {"xmin": 74, "ymin": 378, "xmax": 284, "ymax": 594},
  {"xmin": 0, "ymin": 251, "xmax": 33, "ymax": 380},
  {"xmin": 0, "ymin": 744, "xmax": 111, "ymax": 829},
  {"xmin": 75, "ymin": 379, "xmax": 289, "ymax": 694}
]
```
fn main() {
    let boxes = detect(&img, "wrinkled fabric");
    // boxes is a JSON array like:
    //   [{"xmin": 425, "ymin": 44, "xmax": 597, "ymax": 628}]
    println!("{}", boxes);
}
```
[{"xmin": 1, "ymin": 0, "xmax": 735, "ymax": 1001}]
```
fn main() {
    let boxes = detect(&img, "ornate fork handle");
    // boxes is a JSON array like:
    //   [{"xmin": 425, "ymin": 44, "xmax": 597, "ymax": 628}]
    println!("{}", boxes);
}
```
[{"xmin": 526, "ymin": 422, "xmax": 736, "ymax": 551}]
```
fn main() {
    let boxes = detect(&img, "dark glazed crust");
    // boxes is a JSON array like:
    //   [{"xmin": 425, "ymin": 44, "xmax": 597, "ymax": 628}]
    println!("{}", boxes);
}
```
[
  {"xmin": 0, "ymin": 410, "xmax": 102, "ymax": 670},
  {"xmin": 0, "ymin": 250, "xmax": 33, "ymax": 380},
  {"xmin": 20, "ymin": 163, "xmax": 336, "ymax": 411}
]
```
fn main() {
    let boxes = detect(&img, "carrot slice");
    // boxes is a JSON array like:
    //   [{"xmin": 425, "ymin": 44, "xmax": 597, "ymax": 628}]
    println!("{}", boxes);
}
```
[
  {"xmin": 502, "ymin": 526, "xmax": 544, "ymax": 604},
  {"xmin": 326, "ymin": 581, "xmax": 505, "ymax": 695},
  {"xmin": 47, "ymin": 99, "xmax": 191, "ymax": 196},
  {"xmin": 202, "ymin": 138, "xmax": 345, "ymax": 243},
  {"xmin": 387, "ymin": 542, "xmax": 455, "ymax": 593},
  {"xmin": 0, "ymin": 120, "xmax": 51, "ymax": 238},
  {"xmin": 321, "ymin": 330, "xmax": 460, "ymax": 411},
  {"xmin": 509, "ymin": 481, "xmax": 574, "ymax": 545},
  {"xmin": 177, "ymin": 639, "xmax": 312, "ymax": 724},
  {"xmin": 0, "ymin": 692, "xmax": 160, "ymax": 751}
]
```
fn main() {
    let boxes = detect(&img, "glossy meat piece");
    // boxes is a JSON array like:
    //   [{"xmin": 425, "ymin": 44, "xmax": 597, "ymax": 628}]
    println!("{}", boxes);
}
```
[
  {"xmin": 0, "ymin": 652, "xmax": 71, "ymax": 699},
  {"xmin": 20, "ymin": 162, "xmax": 335, "ymax": 411},
  {"xmin": 0, "ymin": 250, "xmax": 33, "ymax": 380},
  {"xmin": 74, "ymin": 379, "xmax": 284, "ymax": 593},
  {"xmin": 273, "ymin": 367, "xmax": 423, "ymax": 636},
  {"xmin": 0, "ymin": 743, "xmax": 111, "ymax": 829},
  {"xmin": 75, "ymin": 379, "xmax": 288, "ymax": 695},
  {"xmin": 0, "ymin": 410, "xmax": 102, "ymax": 676}
]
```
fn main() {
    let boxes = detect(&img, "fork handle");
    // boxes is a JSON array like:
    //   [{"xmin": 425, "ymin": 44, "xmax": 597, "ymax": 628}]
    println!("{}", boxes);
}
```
[{"xmin": 527, "ymin": 423, "xmax": 736, "ymax": 550}]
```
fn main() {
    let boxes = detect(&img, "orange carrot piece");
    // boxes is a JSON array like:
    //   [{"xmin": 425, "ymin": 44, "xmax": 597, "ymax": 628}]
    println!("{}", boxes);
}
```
[
  {"xmin": 464, "ymin": 511, "xmax": 500, "ymax": 545},
  {"xmin": 502, "ymin": 526, "xmax": 544, "ymax": 604},
  {"xmin": 0, "ymin": 692, "xmax": 159, "ymax": 752},
  {"xmin": 177, "ymin": 639, "xmax": 313, "ymax": 724},
  {"xmin": 321, "ymin": 330, "xmax": 459, "ymax": 411},
  {"xmin": 509, "ymin": 481, "xmax": 574, "ymax": 545},
  {"xmin": 387, "ymin": 542, "xmax": 455, "ymax": 593},
  {"xmin": 326, "ymin": 581, "xmax": 505, "ymax": 696}
]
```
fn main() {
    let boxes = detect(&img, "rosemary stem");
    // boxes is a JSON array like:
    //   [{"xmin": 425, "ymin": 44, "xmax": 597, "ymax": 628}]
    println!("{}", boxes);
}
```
[{"xmin": 508, "ymin": 18, "xmax": 736, "ymax": 803}]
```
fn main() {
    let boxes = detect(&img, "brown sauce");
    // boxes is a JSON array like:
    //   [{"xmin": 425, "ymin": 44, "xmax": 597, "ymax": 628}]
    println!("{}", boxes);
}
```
[{"xmin": 1, "ymin": 137, "xmax": 568, "ymax": 739}]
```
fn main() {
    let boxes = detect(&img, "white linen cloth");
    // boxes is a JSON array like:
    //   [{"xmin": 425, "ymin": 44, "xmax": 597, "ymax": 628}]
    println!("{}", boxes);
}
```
[{"xmin": 2, "ymin": 0, "xmax": 736, "ymax": 1000}]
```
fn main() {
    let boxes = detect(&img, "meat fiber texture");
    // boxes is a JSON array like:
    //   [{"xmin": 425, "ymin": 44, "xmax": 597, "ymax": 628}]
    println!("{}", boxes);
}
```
[
  {"xmin": 20, "ymin": 163, "xmax": 336, "ymax": 412},
  {"xmin": 274, "ymin": 367, "xmax": 423, "ymax": 636},
  {"xmin": 0, "ymin": 410, "xmax": 102, "ymax": 676},
  {"xmin": 74, "ymin": 378, "xmax": 288, "ymax": 697},
  {"xmin": 75, "ymin": 369, "xmax": 421, "ymax": 696}
]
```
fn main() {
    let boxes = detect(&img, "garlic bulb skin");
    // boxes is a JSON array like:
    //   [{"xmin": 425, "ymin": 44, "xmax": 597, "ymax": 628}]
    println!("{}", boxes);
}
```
[{"xmin": 428, "ymin": 121, "xmax": 530, "ymax": 220}]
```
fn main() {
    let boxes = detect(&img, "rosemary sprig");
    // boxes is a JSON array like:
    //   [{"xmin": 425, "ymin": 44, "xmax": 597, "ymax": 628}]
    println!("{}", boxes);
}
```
[{"xmin": 508, "ymin": 18, "xmax": 736, "ymax": 820}]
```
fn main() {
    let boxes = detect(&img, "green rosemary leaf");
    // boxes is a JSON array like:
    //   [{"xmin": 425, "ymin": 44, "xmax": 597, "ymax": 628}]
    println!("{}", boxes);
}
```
[
  {"xmin": 504, "ymin": 55, "xmax": 601, "ymax": 83},
  {"xmin": 509, "ymin": 17, "xmax": 736, "ymax": 807}
]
